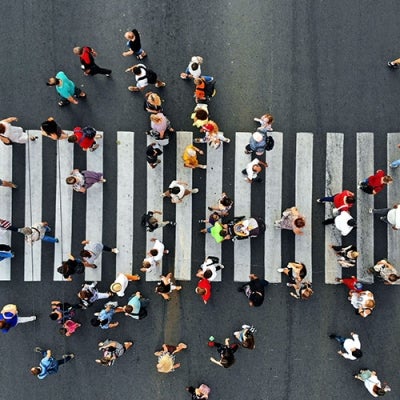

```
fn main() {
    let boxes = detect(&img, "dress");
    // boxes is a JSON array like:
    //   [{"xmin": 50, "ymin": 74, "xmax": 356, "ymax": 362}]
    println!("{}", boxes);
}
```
[
  {"xmin": 0, "ymin": 121, "xmax": 28, "ymax": 144},
  {"xmin": 275, "ymin": 208, "xmax": 303, "ymax": 231}
]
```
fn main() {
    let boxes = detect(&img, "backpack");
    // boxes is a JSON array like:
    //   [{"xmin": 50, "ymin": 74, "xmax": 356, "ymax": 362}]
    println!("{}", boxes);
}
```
[
  {"xmin": 265, "ymin": 135, "xmax": 274, "ymax": 151},
  {"xmin": 196, "ymin": 79, "xmax": 216, "ymax": 103},
  {"xmin": 138, "ymin": 66, "xmax": 157, "ymax": 84},
  {"xmin": 74, "ymin": 126, "xmax": 96, "ymax": 144}
]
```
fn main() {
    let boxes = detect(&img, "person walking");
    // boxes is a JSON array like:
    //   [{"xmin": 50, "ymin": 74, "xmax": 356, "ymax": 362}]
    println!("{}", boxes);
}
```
[
  {"xmin": 354, "ymin": 369, "xmax": 391, "ymax": 397},
  {"xmin": 73, "ymin": 46, "xmax": 111, "ymax": 76},
  {"xmin": 141, "ymin": 210, "xmax": 175, "ymax": 232},
  {"xmin": 286, "ymin": 280, "xmax": 314, "ymax": 300},
  {"xmin": 233, "ymin": 324, "xmax": 256, "ymax": 349},
  {"xmin": 40, "ymin": 117, "xmax": 68, "ymax": 140},
  {"xmin": 323, "ymin": 211, "xmax": 357, "ymax": 237},
  {"xmin": 370, "ymin": 259, "xmax": 400, "ymax": 285},
  {"xmin": 330, "ymin": 244, "xmax": 359, "ymax": 267},
  {"xmin": 65, "ymin": 169, "xmax": 106, "ymax": 193},
  {"xmin": 370, "ymin": 204, "xmax": 400, "ymax": 230},
  {"xmin": 21, "ymin": 222, "xmax": 59, "ymax": 244},
  {"xmin": 117, "ymin": 291, "xmax": 150, "ymax": 320},
  {"xmin": 195, "ymin": 278, "xmax": 211, "ymax": 304},
  {"xmin": 47, "ymin": 71, "xmax": 86, "ymax": 106},
  {"xmin": 0, "ymin": 116, "xmax": 35, "ymax": 145},
  {"xmin": 77, "ymin": 281, "xmax": 113, "ymax": 308},
  {"xmin": 109, "ymin": 272, "xmax": 141, "ymax": 297},
  {"xmin": 0, "ymin": 218, "xmax": 21, "ymax": 233},
  {"xmin": 144, "ymin": 92, "xmax": 163, "ymax": 113},
  {"xmin": 125, "ymin": 64, "xmax": 165, "ymax": 92},
  {"xmin": 155, "ymin": 273, "xmax": 182, "ymax": 301},
  {"xmin": 0, "ymin": 244, "xmax": 14, "ymax": 262},
  {"xmin": 57, "ymin": 254, "xmax": 88, "ymax": 281},
  {"xmin": 0, "ymin": 304, "xmax": 36, "ymax": 333},
  {"xmin": 96, "ymin": 339, "xmax": 133, "ymax": 366},
  {"xmin": 238, "ymin": 274, "xmax": 269, "ymax": 307},
  {"xmin": 242, "ymin": 158, "xmax": 268, "ymax": 183},
  {"xmin": 122, "ymin": 29, "xmax": 147, "ymax": 59},
  {"xmin": 68, "ymin": 126, "xmax": 102, "ymax": 152},
  {"xmin": 277, "ymin": 262, "xmax": 307, "ymax": 283},
  {"xmin": 317, "ymin": 190, "xmax": 355, "ymax": 212},
  {"xmin": 358, "ymin": 170, "xmax": 392, "ymax": 195},
  {"xmin": 329, "ymin": 332, "xmax": 363, "ymax": 360},
  {"xmin": 274, "ymin": 206, "xmax": 306, "ymax": 235},
  {"xmin": 196, "ymin": 256, "xmax": 224, "ymax": 281},
  {"xmin": 194, "ymin": 121, "xmax": 230, "ymax": 149},
  {"xmin": 80, "ymin": 240, "xmax": 118, "ymax": 268},
  {"xmin": 207, "ymin": 193, "xmax": 233, "ymax": 216},
  {"xmin": 91, "ymin": 301, "xmax": 120, "ymax": 329},
  {"xmin": 335, "ymin": 276, "xmax": 363, "ymax": 292},
  {"xmin": 209, "ymin": 337, "xmax": 238, "ymax": 368},
  {"xmin": 183, "ymin": 144, "xmax": 206, "ymax": 169},
  {"xmin": 147, "ymin": 113, "xmax": 174, "ymax": 147},
  {"xmin": 141, "ymin": 238, "xmax": 169, "ymax": 273},
  {"xmin": 185, "ymin": 384, "xmax": 211, "ymax": 400},
  {"xmin": 349, "ymin": 290, "xmax": 375, "ymax": 318},
  {"xmin": 146, "ymin": 143, "xmax": 163, "ymax": 168},
  {"xmin": 161, "ymin": 180, "xmax": 199, "ymax": 204},
  {"xmin": 31, "ymin": 348, "xmax": 75, "ymax": 379}
]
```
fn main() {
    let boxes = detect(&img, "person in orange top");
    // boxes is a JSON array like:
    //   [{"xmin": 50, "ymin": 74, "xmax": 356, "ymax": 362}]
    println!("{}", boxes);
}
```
[{"xmin": 183, "ymin": 144, "xmax": 206, "ymax": 169}]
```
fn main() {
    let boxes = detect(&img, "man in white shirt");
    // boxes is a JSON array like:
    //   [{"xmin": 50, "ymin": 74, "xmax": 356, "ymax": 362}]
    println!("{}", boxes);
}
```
[
  {"xmin": 141, "ymin": 238, "xmax": 169, "ymax": 272},
  {"xmin": 370, "ymin": 204, "xmax": 400, "ymax": 230},
  {"xmin": 242, "ymin": 158, "xmax": 268, "ymax": 183},
  {"xmin": 329, "ymin": 332, "xmax": 362, "ymax": 360}
]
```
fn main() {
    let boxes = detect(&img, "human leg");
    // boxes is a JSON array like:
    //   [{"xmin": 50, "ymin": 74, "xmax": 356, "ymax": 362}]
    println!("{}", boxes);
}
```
[
  {"xmin": 42, "ymin": 235, "xmax": 59, "ymax": 243},
  {"xmin": 370, "ymin": 208, "xmax": 390, "ymax": 217},
  {"xmin": 329, "ymin": 334, "xmax": 346, "ymax": 345},
  {"xmin": 124, "ymin": 273, "xmax": 141, "ymax": 281},
  {"xmin": 90, "ymin": 64, "xmax": 112, "ymax": 76},
  {"xmin": 318, "ymin": 195, "xmax": 335, "ymax": 202},
  {"xmin": 82, "ymin": 171, "xmax": 103, "ymax": 189},
  {"xmin": 390, "ymin": 159, "xmax": 400, "ymax": 168},
  {"xmin": 57, "ymin": 353, "xmax": 75, "ymax": 365},
  {"xmin": 17, "ymin": 315, "xmax": 37, "ymax": 323},
  {"xmin": 0, "ymin": 179, "xmax": 17, "ymax": 188}
]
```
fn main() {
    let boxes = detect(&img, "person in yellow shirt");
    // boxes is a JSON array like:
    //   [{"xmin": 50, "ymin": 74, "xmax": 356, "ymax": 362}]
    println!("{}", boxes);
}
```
[{"xmin": 182, "ymin": 144, "xmax": 206, "ymax": 169}]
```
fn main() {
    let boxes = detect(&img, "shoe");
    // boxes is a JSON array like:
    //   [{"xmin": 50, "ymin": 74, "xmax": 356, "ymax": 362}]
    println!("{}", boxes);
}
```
[
  {"xmin": 155, "ymin": 82, "xmax": 166, "ymax": 88},
  {"xmin": 316, "ymin": 198, "xmax": 321, "ymax": 203},
  {"xmin": 200, "ymin": 165, "xmax": 207, "ymax": 169},
  {"xmin": 277, "ymin": 268, "xmax": 284, "ymax": 273},
  {"xmin": 54, "ymin": 238, "xmax": 59, "ymax": 243},
  {"xmin": 63, "ymin": 353, "xmax": 75, "ymax": 359},
  {"xmin": 169, "ymin": 221, "xmax": 176, "ymax": 226},
  {"xmin": 208, "ymin": 207, "xmax": 213, "ymax": 211},
  {"xmin": 220, "ymin": 264, "xmax": 225, "ymax": 269},
  {"xmin": 30, "ymin": 136, "xmax": 38, "ymax": 141},
  {"xmin": 34, "ymin": 347, "xmax": 43, "ymax": 353},
  {"xmin": 94, "ymin": 312, "xmax": 100, "ymax": 316},
  {"xmin": 95, "ymin": 134, "xmax": 103, "ymax": 139},
  {"xmin": 368, "ymin": 208, "xmax": 373, "ymax": 214},
  {"xmin": 164, "ymin": 249, "xmax": 169, "ymax": 254},
  {"xmin": 10, "ymin": 183, "xmax": 17, "ymax": 189},
  {"xmin": 191, "ymin": 188, "xmax": 199, "ymax": 193},
  {"xmin": 111, "ymin": 248, "xmax": 119, "ymax": 254},
  {"xmin": 335, "ymin": 278, "xmax": 341, "ymax": 283},
  {"xmin": 198, "ymin": 219, "xmax": 204, "ymax": 223},
  {"xmin": 286, "ymin": 283, "xmax": 291, "ymax": 287},
  {"xmin": 160, "ymin": 193, "xmax": 166, "ymax": 197},
  {"xmin": 98, "ymin": 342, "xmax": 104, "ymax": 347},
  {"xmin": 101, "ymin": 179, "xmax": 107, "ymax": 183},
  {"xmin": 224, "ymin": 138, "xmax": 231, "ymax": 143},
  {"xmin": 388, "ymin": 61, "xmax": 398, "ymax": 69},
  {"xmin": 380, "ymin": 217, "xmax": 385, "ymax": 221},
  {"xmin": 194, "ymin": 138, "xmax": 202, "ymax": 143},
  {"xmin": 90, "ymin": 144, "xmax": 100, "ymax": 152},
  {"xmin": 329, "ymin": 334, "xmax": 336, "ymax": 339}
]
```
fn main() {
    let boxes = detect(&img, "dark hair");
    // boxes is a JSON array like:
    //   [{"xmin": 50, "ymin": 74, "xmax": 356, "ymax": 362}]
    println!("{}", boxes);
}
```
[
  {"xmin": 352, "ymin": 349, "xmax": 363, "ymax": 358},
  {"xmin": 220, "ymin": 230, "xmax": 228, "ymax": 237},
  {"xmin": 0, "ymin": 320, "xmax": 9, "ymax": 329},
  {"xmin": 133, "ymin": 66, "xmax": 142, "ymax": 75},
  {"xmin": 59, "ymin": 327, "xmax": 67, "ymax": 335},
  {"xmin": 195, "ymin": 109, "xmax": 208, "ymax": 120},
  {"xmin": 299, "ymin": 263, "xmax": 307, "ymax": 279},
  {"xmin": 191, "ymin": 62, "xmax": 199, "ymax": 71},
  {"xmin": 91, "ymin": 318, "xmax": 100, "ymax": 327},
  {"xmin": 149, "ymin": 249, "xmax": 158, "ymax": 257},
  {"xmin": 374, "ymin": 387, "xmax": 386, "ymax": 396},
  {"xmin": 294, "ymin": 218, "xmax": 305, "ymax": 228},
  {"xmin": 203, "ymin": 270, "xmax": 212, "ymax": 279},
  {"xmin": 221, "ymin": 197, "xmax": 233, "ymax": 207},
  {"xmin": 170, "ymin": 187, "xmax": 180, "ymax": 195},
  {"xmin": 80, "ymin": 250, "xmax": 91, "ymax": 258},
  {"xmin": 30, "ymin": 367, "xmax": 41, "ymax": 376},
  {"xmin": 49, "ymin": 312, "xmax": 59, "ymax": 321},
  {"xmin": 79, "ymin": 290, "xmax": 90, "ymax": 300},
  {"xmin": 67, "ymin": 135, "xmax": 77, "ymax": 143},
  {"xmin": 242, "ymin": 333, "xmax": 255, "ymax": 349},
  {"xmin": 57, "ymin": 263, "xmax": 68, "ymax": 275},
  {"xmin": 388, "ymin": 274, "xmax": 400, "ymax": 282},
  {"xmin": 124, "ymin": 305, "xmax": 133, "ymax": 313},
  {"xmin": 347, "ymin": 196, "xmax": 356, "ymax": 204},
  {"xmin": 347, "ymin": 219, "xmax": 357, "ymax": 227}
]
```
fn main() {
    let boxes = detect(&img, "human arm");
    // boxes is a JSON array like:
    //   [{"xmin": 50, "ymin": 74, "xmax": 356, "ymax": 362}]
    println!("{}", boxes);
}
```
[
  {"xmin": 210, "ymin": 357, "xmax": 223, "ymax": 367},
  {"xmin": 125, "ymin": 65, "xmax": 137, "ymax": 72},
  {"xmin": 122, "ymin": 49, "xmax": 134, "ymax": 56},
  {"xmin": 2, "ymin": 117, "xmax": 18, "ymax": 123}
]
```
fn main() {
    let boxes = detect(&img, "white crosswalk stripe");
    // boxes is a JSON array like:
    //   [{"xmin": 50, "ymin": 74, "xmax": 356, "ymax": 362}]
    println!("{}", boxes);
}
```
[{"xmin": 3, "ymin": 130, "xmax": 398, "ymax": 283}]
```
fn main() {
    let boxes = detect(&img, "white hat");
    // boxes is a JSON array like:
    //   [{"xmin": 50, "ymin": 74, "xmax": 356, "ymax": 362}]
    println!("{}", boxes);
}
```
[{"xmin": 252, "ymin": 132, "xmax": 264, "ymax": 142}]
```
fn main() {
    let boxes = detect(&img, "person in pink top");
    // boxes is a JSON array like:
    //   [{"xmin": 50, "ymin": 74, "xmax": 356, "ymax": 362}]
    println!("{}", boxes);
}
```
[
  {"xmin": 359, "ymin": 169, "xmax": 393, "ymax": 195},
  {"xmin": 317, "ymin": 190, "xmax": 355, "ymax": 212}
]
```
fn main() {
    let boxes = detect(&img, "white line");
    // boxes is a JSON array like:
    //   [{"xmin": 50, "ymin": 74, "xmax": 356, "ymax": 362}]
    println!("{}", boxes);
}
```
[
  {"xmin": 53, "ymin": 132, "xmax": 74, "ymax": 280},
  {"xmin": 85, "ymin": 132, "xmax": 104, "ymax": 281},
  {"xmin": 234, "ymin": 132, "xmax": 252, "ymax": 282},
  {"xmin": 264, "ymin": 132, "xmax": 283, "ymax": 283},
  {"xmin": 24, "ymin": 131, "xmax": 43, "ymax": 281},
  {"xmin": 174, "ymin": 131, "xmax": 194, "ymax": 281},
  {"xmin": 356, "ymin": 132, "xmax": 374, "ymax": 284},
  {"xmin": 325, "ymin": 133, "xmax": 344, "ymax": 284},
  {"xmin": 116, "ymin": 132, "xmax": 135, "ymax": 278},
  {"xmin": 295, "ymin": 132, "xmax": 313, "ymax": 281}
]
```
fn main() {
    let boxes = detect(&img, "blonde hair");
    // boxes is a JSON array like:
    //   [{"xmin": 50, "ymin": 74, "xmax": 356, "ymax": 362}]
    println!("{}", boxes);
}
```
[{"xmin": 156, "ymin": 353, "xmax": 175, "ymax": 373}]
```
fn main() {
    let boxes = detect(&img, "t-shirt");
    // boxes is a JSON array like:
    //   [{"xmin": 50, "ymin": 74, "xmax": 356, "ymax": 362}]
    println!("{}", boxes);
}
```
[
  {"xmin": 246, "ymin": 158, "xmax": 260, "ymax": 179},
  {"xmin": 367, "ymin": 170, "xmax": 385, "ymax": 193},
  {"xmin": 334, "ymin": 211, "xmax": 355, "ymax": 236},
  {"xmin": 387, "ymin": 206, "xmax": 400, "ymax": 229},
  {"xmin": 168, "ymin": 180, "xmax": 185, "ymax": 202},
  {"xmin": 135, "ymin": 64, "xmax": 148, "ymax": 89},
  {"xmin": 83, "ymin": 242, "xmax": 103, "ymax": 264},
  {"xmin": 112, "ymin": 273, "xmax": 129, "ymax": 297},
  {"xmin": 126, "ymin": 29, "xmax": 142, "ymax": 52},
  {"xmin": 333, "ymin": 190, "xmax": 354, "ymax": 212},
  {"xmin": 127, "ymin": 294, "xmax": 141, "ymax": 319},
  {"xmin": 73, "ymin": 127, "xmax": 95, "ymax": 150},
  {"xmin": 55, "ymin": 71, "xmax": 76, "ymax": 99},
  {"xmin": 245, "ymin": 278, "xmax": 268, "ymax": 307},
  {"xmin": 183, "ymin": 145, "xmax": 199, "ymax": 167},
  {"xmin": 151, "ymin": 240, "xmax": 165, "ymax": 262},
  {"xmin": 342, "ymin": 334, "xmax": 361, "ymax": 360},
  {"xmin": 38, "ymin": 355, "xmax": 59, "ymax": 379},
  {"xmin": 79, "ymin": 46, "xmax": 95, "ymax": 69}
]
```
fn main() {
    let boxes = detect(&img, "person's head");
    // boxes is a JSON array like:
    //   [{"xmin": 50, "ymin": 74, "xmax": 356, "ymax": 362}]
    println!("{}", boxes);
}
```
[
  {"xmin": 124, "ymin": 305, "xmax": 133, "ymax": 313},
  {"xmin": 90, "ymin": 318, "xmax": 100, "ymax": 327},
  {"xmin": 67, "ymin": 134, "xmax": 77, "ymax": 143},
  {"xmin": 301, "ymin": 288, "xmax": 314, "ymax": 299},
  {"xmin": 0, "ymin": 124, "xmax": 5, "ymax": 134},
  {"xmin": 169, "ymin": 186, "xmax": 180, "ymax": 195},
  {"xmin": 79, "ymin": 290, "xmax": 90, "ymax": 300},
  {"xmin": 349, "ymin": 250, "xmax": 359, "ymax": 259},
  {"xmin": 365, "ymin": 300, "xmax": 375, "ymax": 309},
  {"xmin": 49, "ymin": 312, "xmax": 59, "ymax": 321},
  {"xmin": 194, "ymin": 77, "xmax": 204, "ymax": 86},
  {"xmin": 190, "ymin": 62, "xmax": 199, "ymax": 71},
  {"xmin": 80, "ymin": 250, "xmax": 91, "ymax": 258},
  {"xmin": 373, "ymin": 386, "xmax": 387, "ymax": 396},
  {"xmin": 202, "ymin": 120, "xmax": 219, "ymax": 133},
  {"xmin": 0, "ymin": 320, "xmax": 8, "ymax": 329},
  {"xmin": 96, "ymin": 357, "xmax": 111, "ymax": 366},
  {"xmin": 210, "ymin": 212, "xmax": 220, "ymax": 222},
  {"xmin": 252, "ymin": 164, "xmax": 262, "ymax": 173},
  {"xmin": 142, "ymin": 260, "xmax": 151, "ymax": 269},
  {"xmin": 219, "ymin": 229, "xmax": 228, "ymax": 238},
  {"xmin": 221, "ymin": 196, "xmax": 233, "ymax": 207},
  {"xmin": 383, "ymin": 175, "xmax": 393, "ymax": 184},
  {"xmin": 147, "ymin": 93, "xmax": 161, "ymax": 106},
  {"xmin": 66, "ymin": 176, "xmax": 77, "ymax": 185},
  {"xmin": 261, "ymin": 113, "xmax": 274, "ymax": 125},
  {"xmin": 351, "ymin": 349, "xmax": 363, "ymax": 358},
  {"xmin": 203, "ymin": 269, "xmax": 212, "ymax": 279},
  {"xmin": 73, "ymin": 47, "xmax": 83, "ymax": 55},
  {"xmin": 150, "ymin": 113, "xmax": 164, "ymax": 124},
  {"xmin": 346, "ymin": 196, "xmax": 356, "ymax": 204},
  {"xmin": 149, "ymin": 249, "xmax": 159, "ymax": 257},
  {"xmin": 388, "ymin": 274, "xmax": 400, "ymax": 282},
  {"xmin": 294, "ymin": 217, "xmax": 306, "ymax": 228},
  {"xmin": 186, "ymin": 147, "xmax": 197, "ymax": 157},
  {"xmin": 124, "ymin": 31, "xmax": 135, "ymax": 40},
  {"xmin": 194, "ymin": 109, "xmax": 208, "ymax": 121},
  {"xmin": 132, "ymin": 66, "xmax": 142, "ymax": 75},
  {"xmin": 110, "ymin": 282, "xmax": 122, "ymax": 293},
  {"xmin": 195, "ymin": 287, "xmax": 206, "ymax": 296},
  {"xmin": 30, "ymin": 367, "xmax": 41, "ymax": 376},
  {"xmin": 46, "ymin": 77, "xmax": 59, "ymax": 86},
  {"xmin": 20, "ymin": 227, "xmax": 32, "ymax": 236}
]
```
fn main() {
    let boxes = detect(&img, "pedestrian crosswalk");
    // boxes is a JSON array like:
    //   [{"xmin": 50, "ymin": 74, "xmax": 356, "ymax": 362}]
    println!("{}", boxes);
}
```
[{"xmin": 1, "ymin": 130, "xmax": 399, "ymax": 284}]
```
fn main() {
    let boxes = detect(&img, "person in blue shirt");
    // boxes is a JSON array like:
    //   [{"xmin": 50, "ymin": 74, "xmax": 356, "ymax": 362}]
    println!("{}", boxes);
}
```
[
  {"xmin": 117, "ymin": 291, "xmax": 149, "ymax": 320},
  {"xmin": 31, "ymin": 348, "xmax": 74, "ymax": 379},
  {"xmin": 46, "ymin": 71, "xmax": 86, "ymax": 107},
  {"xmin": 91, "ymin": 301, "xmax": 119, "ymax": 329},
  {"xmin": 0, "ymin": 304, "xmax": 36, "ymax": 333}
]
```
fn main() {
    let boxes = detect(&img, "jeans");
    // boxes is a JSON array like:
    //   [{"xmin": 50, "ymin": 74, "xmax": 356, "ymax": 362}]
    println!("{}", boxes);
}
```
[
  {"xmin": 332, "ymin": 335, "xmax": 346, "ymax": 345},
  {"xmin": 42, "ymin": 226, "xmax": 58, "ymax": 243},
  {"xmin": 390, "ymin": 159, "xmax": 400, "ymax": 168},
  {"xmin": 88, "ymin": 64, "xmax": 112, "ymax": 76},
  {"xmin": 319, "ymin": 194, "xmax": 336, "ymax": 202},
  {"xmin": 371, "ymin": 208, "xmax": 390, "ymax": 224}
]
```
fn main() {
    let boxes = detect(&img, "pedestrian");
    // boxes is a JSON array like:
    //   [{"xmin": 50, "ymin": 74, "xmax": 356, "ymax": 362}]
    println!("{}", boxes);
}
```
[
  {"xmin": 147, "ymin": 113, "xmax": 174, "ymax": 146},
  {"xmin": 40, "ymin": 117, "xmax": 68, "ymax": 140},
  {"xmin": 80, "ymin": 240, "xmax": 119, "ymax": 268},
  {"xmin": 358, "ymin": 170, "xmax": 392, "ymax": 195},
  {"xmin": 196, "ymin": 256, "xmax": 224, "ymax": 281},
  {"xmin": 287, "ymin": 281, "xmax": 314, "ymax": 300},
  {"xmin": 335, "ymin": 276, "xmax": 363, "ymax": 292},
  {"xmin": 122, "ymin": 29, "xmax": 147, "ymax": 59},
  {"xmin": 49, "ymin": 301, "xmax": 76, "ymax": 324},
  {"xmin": 195, "ymin": 278, "xmax": 211, "ymax": 304},
  {"xmin": 109, "ymin": 272, "xmax": 141, "ymax": 297},
  {"xmin": 330, "ymin": 244, "xmax": 359, "ymax": 267},
  {"xmin": 0, "ymin": 244, "xmax": 14, "ymax": 262},
  {"xmin": 370, "ymin": 259, "xmax": 400, "ymax": 285},
  {"xmin": 277, "ymin": 262, "xmax": 307, "ymax": 283},
  {"xmin": 233, "ymin": 324, "xmax": 256, "ymax": 349},
  {"xmin": 254, "ymin": 113, "xmax": 274, "ymax": 132},
  {"xmin": 59, "ymin": 320, "xmax": 81, "ymax": 337},
  {"xmin": 199, "ymin": 212, "xmax": 221, "ymax": 233},
  {"xmin": 155, "ymin": 351, "xmax": 181, "ymax": 373},
  {"xmin": 46, "ymin": 71, "xmax": 86, "ymax": 107},
  {"xmin": 185, "ymin": 384, "xmax": 211, "ymax": 400},
  {"xmin": 323, "ymin": 211, "xmax": 357, "ymax": 236},
  {"xmin": 117, "ymin": 291, "xmax": 150, "ymax": 320},
  {"xmin": 0, "ymin": 304, "xmax": 36, "ymax": 333},
  {"xmin": 155, "ymin": 273, "xmax": 182, "ymax": 301},
  {"xmin": 31, "ymin": 348, "xmax": 75, "ymax": 379},
  {"xmin": 91, "ymin": 301, "xmax": 120, "ymax": 329},
  {"xmin": 180, "ymin": 56, "xmax": 204, "ymax": 80},
  {"xmin": 141, "ymin": 210, "xmax": 176, "ymax": 232},
  {"xmin": 238, "ymin": 274, "xmax": 269, "ymax": 307},
  {"xmin": 183, "ymin": 144, "xmax": 206, "ymax": 169},
  {"xmin": 0, "ymin": 116, "xmax": 35, "ymax": 145},
  {"xmin": 146, "ymin": 143, "xmax": 163, "ymax": 169},
  {"xmin": 77, "ymin": 281, "xmax": 113, "ymax": 309},
  {"xmin": 144, "ymin": 91, "xmax": 163, "ymax": 113},
  {"xmin": 125, "ymin": 64, "xmax": 165, "ymax": 92},
  {"xmin": 57, "ymin": 254, "xmax": 86, "ymax": 281},
  {"xmin": 244, "ymin": 131, "xmax": 268, "ymax": 156},
  {"xmin": 191, "ymin": 104, "xmax": 209, "ymax": 129},
  {"xmin": 329, "ymin": 332, "xmax": 362, "ymax": 360},
  {"xmin": 209, "ymin": 337, "xmax": 238, "ymax": 368},
  {"xmin": 194, "ymin": 77, "xmax": 216, "ymax": 103},
  {"xmin": 96, "ymin": 339, "xmax": 133, "ymax": 366},
  {"xmin": 68, "ymin": 126, "xmax": 102, "ymax": 152},
  {"xmin": 20, "ymin": 222, "xmax": 59, "ymax": 244},
  {"xmin": 161, "ymin": 180, "xmax": 199, "ymax": 204},
  {"xmin": 317, "ymin": 190, "xmax": 355, "ymax": 212},
  {"xmin": 370, "ymin": 204, "xmax": 400, "ymax": 230},
  {"xmin": 0, "ymin": 178, "xmax": 17, "ymax": 189},
  {"xmin": 274, "ymin": 206, "xmax": 306, "ymax": 235},
  {"xmin": 194, "ymin": 121, "xmax": 230, "ymax": 149},
  {"xmin": 242, "ymin": 158, "xmax": 268, "ymax": 183},
  {"xmin": 349, "ymin": 290, "xmax": 375, "ymax": 318},
  {"xmin": 141, "ymin": 238, "xmax": 169, "ymax": 273},
  {"xmin": 389, "ymin": 143, "xmax": 400, "ymax": 168},
  {"xmin": 354, "ymin": 369, "xmax": 391, "ymax": 397},
  {"xmin": 73, "ymin": 46, "xmax": 111, "ymax": 76},
  {"xmin": 65, "ymin": 169, "xmax": 106, "ymax": 193}
]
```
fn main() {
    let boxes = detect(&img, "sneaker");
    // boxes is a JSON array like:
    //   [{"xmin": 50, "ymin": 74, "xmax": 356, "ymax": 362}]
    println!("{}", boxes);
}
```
[
  {"xmin": 63, "ymin": 353, "xmax": 75, "ymax": 359},
  {"xmin": 101, "ymin": 178, "xmax": 107, "ymax": 183},
  {"xmin": 95, "ymin": 134, "xmax": 103, "ymax": 139},
  {"xmin": 128, "ymin": 86, "xmax": 139, "ymax": 92},
  {"xmin": 30, "ymin": 136, "xmax": 38, "ymax": 141},
  {"xmin": 10, "ymin": 182, "xmax": 17, "ymax": 189},
  {"xmin": 169, "ymin": 221, "xmax": 176, "ymax": 226},
  {"xmin": 316, "ymin": 198, "xmax": 321, "ymax": 203},
  {"xmin": 94, "ymin": 312, "xmax": 100, "ymax": 316},
  {"xmin": 160, "ymin": 193, "xmax": 166, "ymax": 197},
  {"xmin": 90, "ymin": 144, "xmax": 100, "ymax": 152},
  {"xmin": 380, "ymin": 216, "xmax": 385, "ymax": 221},
  {"xmin": 98, "ymin": 342, "xmax": 104, "ymax": 347},
  {"xmin": 368, "ymin": 208, "xmax": 373, "ymax": 214},
  {"xmin": 198, "ymin": 219, "xmax": 204, "ymax": 223},
  {"xmin": 54, "ymin": 238, "xmax": 59, "ymax": 243},
  {"xmin": 286, "ymin": 283, "xmax": 291, "ymax": 287},
  {"xmin": 194, "ymin": 138, "xmax": 202, "ymax": 143},
  {"xmin": 111, "ymin": 248, "xmax": 119, "ymax": 254},
  {"xmin": 34, "ymin": 347, "xmax": 43, "ymax": 353},
  {"xmin": 277, "ymin": 268, "xmax": 284, "ymax": 273},
  {"xmin": 219, "ymin": 264, "xmax": 225, "ymax": 269},
  {"xmin": 329, "ymin": 334, "xmax": 336, "ymax": 339},
  {"xmin": 105, "ymin": 73, "xmax": 111, "ymax": 77},
  {"xmin": 155, "ymin": 81, "xmax": 166, "ymax": 88},
  {"xmin": 191, "ymin": 188, "xmax": 199, "ymax": 193},
  {"xmin": 388, "ymin": 62, "xmax": 398, "ymax": 69},
  {"xmin": 224, "ymin": 138, "xmax": 231, "ymax": 143},
  {"xmin": 200, "ymin": 165, "xmax": 207, "ymax": 169}
]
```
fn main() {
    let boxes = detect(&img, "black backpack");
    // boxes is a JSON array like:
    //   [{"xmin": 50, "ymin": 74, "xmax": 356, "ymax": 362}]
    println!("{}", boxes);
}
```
[
  {"xmin": 265, "ymin": 135, "xmax": 274, "ymax": 151},
  {"xmin": 138, "ymin": 66, "xmax": 157, "ymax": 84}
]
